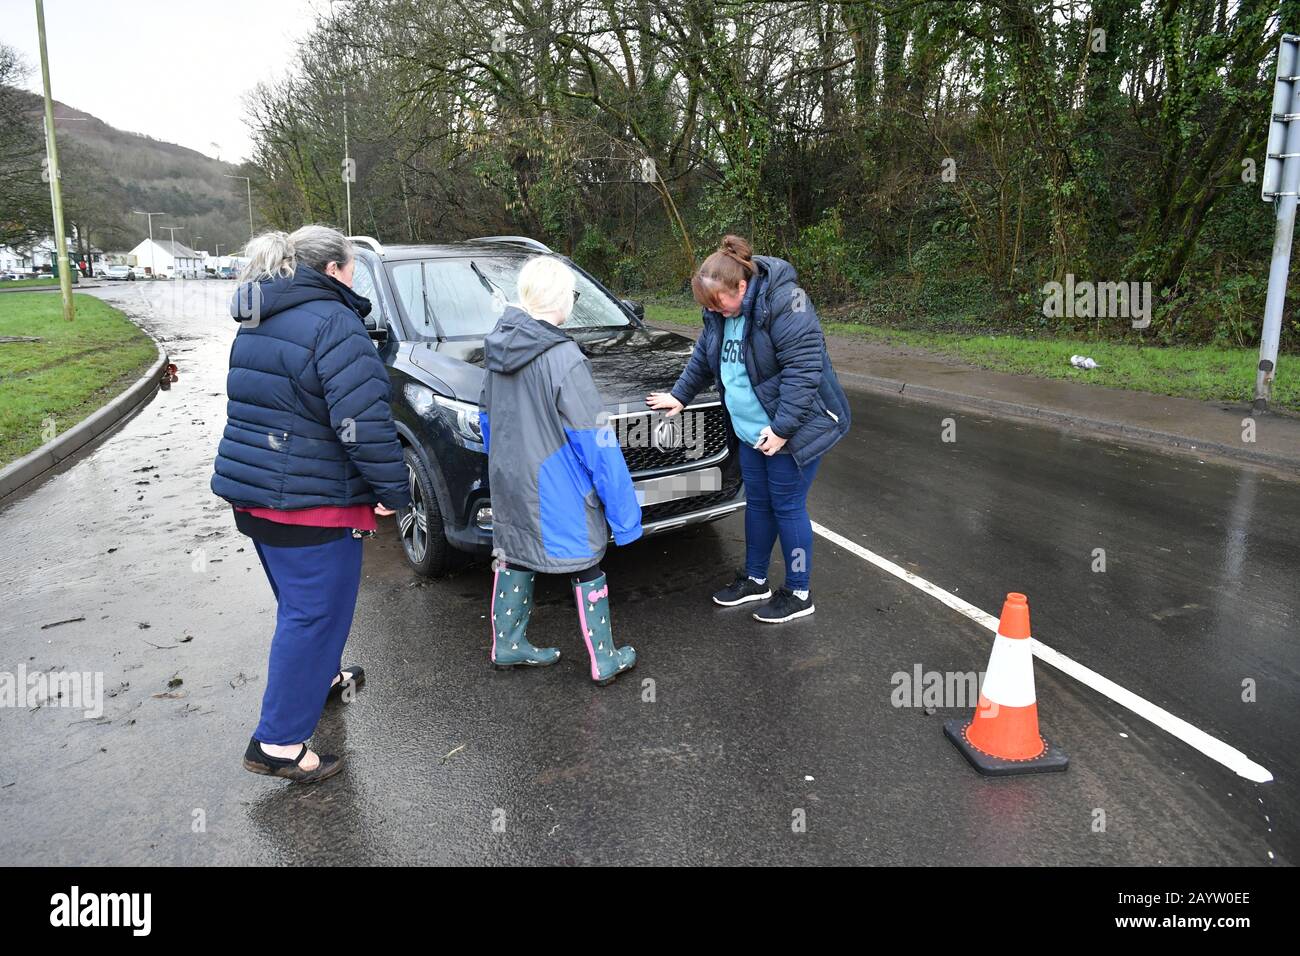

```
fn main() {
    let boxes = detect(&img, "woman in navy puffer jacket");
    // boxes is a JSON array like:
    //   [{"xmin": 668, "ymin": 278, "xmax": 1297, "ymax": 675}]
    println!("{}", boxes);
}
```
[
  {"xmin": 211, "ymin": 225, "xmax": 410, "ymax": 784},
  {"xmin": 648, "ymin": 235, "xmax": 850, "ymax": 625}
]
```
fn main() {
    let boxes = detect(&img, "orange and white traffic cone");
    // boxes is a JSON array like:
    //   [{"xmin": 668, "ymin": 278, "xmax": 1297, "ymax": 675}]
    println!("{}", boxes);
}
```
[{"xmin": 944, "ymin": 592, "xmax": 1069, "ymax": 775}]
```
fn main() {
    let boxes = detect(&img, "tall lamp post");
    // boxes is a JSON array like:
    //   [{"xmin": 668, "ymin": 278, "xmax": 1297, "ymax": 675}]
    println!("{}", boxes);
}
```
[
  {"xmin": 131, "ymin": 211, "xmax": 167, "ymax": 278},
  {"xmin": 224, "ymin": 174, "xmax": 254, "ymax": 241},
  {"xmin": 158, "ymin": 225, "xmax": 186, "ymax": 277},
  {"xmin": 1258, "ymin": 33, "xmax": 1300, "ymax": 412},
  {"xmin": 34, "ymin": 0, "xmax": 73, "ymax": 321},
  {"xmin": 329, "ymin": 0, "xmax": 353, "ymax": 234}
]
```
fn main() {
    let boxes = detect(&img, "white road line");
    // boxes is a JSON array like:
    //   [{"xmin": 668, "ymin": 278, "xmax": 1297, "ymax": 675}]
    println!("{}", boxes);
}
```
[{"xmin": 811, "ymin": 521, "xmax": 1274, "ymax": 784}]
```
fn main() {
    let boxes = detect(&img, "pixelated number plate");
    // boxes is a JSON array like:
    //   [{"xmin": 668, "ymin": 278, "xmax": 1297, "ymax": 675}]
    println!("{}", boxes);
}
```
[{"xmin": 634, "ymin": 467, "xmax": 722, "ymax": 506}]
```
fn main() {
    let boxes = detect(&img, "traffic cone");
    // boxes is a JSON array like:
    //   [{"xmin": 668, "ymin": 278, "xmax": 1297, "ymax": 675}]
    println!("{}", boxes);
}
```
[{"xmin": 944, "ymin": 593, "xmax": 1069, "ymax": 776}]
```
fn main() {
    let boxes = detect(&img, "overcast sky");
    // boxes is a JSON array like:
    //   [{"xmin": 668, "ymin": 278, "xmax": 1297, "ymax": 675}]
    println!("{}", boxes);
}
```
[{"xmin": 1, "ymin": 0, "xmax": 322, "ymax": 163}]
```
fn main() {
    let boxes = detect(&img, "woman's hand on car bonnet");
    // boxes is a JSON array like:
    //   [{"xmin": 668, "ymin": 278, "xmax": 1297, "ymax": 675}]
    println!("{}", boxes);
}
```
[{"xmin": 646, "ymin": 392, "xmax": 684, "ymax": 417}]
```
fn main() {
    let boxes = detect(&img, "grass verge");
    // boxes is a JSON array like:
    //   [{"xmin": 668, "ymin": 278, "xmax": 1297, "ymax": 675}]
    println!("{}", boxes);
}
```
[{"xmin": 0, "ymin": 293, "xmax": 157, "ymax": 468}]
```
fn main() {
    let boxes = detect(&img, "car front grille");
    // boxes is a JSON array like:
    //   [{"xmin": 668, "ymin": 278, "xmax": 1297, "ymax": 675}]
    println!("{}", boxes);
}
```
[{"xmin": 616, "ymin": 404, "xmax": 729, "ymax": 475}]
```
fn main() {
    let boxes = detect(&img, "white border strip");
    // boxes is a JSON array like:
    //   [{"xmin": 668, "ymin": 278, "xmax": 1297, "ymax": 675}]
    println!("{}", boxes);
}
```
[{"xmin": 811, "ymin": 521, "xmax": 1274, "ymax": 784}]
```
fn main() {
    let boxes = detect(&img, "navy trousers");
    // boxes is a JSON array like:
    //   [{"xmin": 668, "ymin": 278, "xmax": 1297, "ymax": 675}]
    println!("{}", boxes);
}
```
[
  {"xmin": 252, "ymin": 535, "xmax": 363, "ymax": 745},
  {"xmin": 738, "ymin": 444, "xmax": 821, "ymax": 591}
]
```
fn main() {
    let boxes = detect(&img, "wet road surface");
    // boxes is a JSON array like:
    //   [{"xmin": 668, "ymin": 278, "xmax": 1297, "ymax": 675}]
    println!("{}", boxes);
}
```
[{"xmin": 0, "ymin": 280, "xmax": 1295, "ymax": 865}]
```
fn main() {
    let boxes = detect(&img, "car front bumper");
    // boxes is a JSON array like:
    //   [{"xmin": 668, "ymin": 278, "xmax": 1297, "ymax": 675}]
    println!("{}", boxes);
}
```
[{"xmin": 443, "ymin": 484, "xmax": 746, "ymax": 554}]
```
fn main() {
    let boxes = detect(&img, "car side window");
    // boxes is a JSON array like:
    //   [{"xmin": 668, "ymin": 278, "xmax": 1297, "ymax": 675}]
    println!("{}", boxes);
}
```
[
  {"xmin": 352, "ymin": 258, "xmax": 379, "ymax": 313},
  {"xmin": 352, "ymin": 258, "xmax": 394, "ymax": 345}
]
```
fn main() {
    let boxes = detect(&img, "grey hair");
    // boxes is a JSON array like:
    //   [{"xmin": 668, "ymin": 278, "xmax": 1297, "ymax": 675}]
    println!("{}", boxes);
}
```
[{"xmin": 238, "ymin": 224, "xmax": 353, "ymax": 283}]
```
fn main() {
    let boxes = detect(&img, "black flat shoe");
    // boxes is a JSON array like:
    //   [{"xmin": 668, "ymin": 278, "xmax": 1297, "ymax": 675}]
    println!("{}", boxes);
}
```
[
  {"xmin": 327, "ymin": 663, "xmax": 365, "ymax": 702},
  {"xmin": 242, "ymin": 738, "xmax": 344, "ymax": 784}
]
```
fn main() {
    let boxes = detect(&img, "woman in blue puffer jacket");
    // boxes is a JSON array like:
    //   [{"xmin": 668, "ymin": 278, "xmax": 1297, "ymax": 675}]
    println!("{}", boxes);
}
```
[
  {"xmin": 211, "ymin": 225, "xmax": 410, "ymax": 783},
  {"xmin": 648, "ymin": 235, "xmax": 850, "ymax": 624}
]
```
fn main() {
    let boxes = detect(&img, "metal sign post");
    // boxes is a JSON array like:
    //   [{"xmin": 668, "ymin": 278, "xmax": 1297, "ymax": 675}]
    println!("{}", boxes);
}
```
[{"xmin": 1257, "ymin": 33, "xmax": 1300, "ymax": 412}]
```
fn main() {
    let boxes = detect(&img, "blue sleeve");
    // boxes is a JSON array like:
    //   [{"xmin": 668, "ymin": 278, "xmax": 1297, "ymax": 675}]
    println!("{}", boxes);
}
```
[
  {"xmin": 478, "ymin": 377, "xmax": 491, "ymax": 454},
  {"xmin": 556, "ymin": 362, "xmax": 642, "ymax": 546},
  {"xmin": 314, "ymin": 309, "xmax": 412, "ymax": 508},
  {"xmin": 669, "ymin": 317, "xmax": 715, "ymax": 407}
]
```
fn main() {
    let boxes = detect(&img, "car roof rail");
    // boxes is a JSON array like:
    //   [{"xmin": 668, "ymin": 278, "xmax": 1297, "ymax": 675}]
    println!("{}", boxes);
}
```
[
  {"xmin": 468, "ymin": 235, "xmax": 552, "ymax": 253},
  {"xmin": 347, "ymin": 235, "xmax": 385, "ymax": 255}
]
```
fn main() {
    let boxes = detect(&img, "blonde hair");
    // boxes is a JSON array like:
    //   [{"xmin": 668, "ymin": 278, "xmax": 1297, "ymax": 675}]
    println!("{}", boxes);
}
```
[
  {"xmin": 516, "ymin": 256, "xmax": 575, "ymax": 321},
  {"xmin": 239, "ymin": 224, "xmax": 353, "ymax": 283}
]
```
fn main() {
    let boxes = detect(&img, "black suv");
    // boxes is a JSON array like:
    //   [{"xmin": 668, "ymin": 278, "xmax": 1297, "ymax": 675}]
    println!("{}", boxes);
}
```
[{"xmin": 348, "ymin": 235, "xmax": 745, "ymax": 576}]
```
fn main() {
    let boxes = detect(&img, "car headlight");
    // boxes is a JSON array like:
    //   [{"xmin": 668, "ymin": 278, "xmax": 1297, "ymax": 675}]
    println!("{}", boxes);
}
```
[
  {"xmin": 434, "ymin": 395, "xmax": 484, "ymax": 443},
  {"xmin": 404, "ymin": 383, "xmax": 436, "ymax": 417}
]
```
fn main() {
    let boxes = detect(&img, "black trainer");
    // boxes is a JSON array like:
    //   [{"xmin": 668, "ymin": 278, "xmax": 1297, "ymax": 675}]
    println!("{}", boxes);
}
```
[
  {"xmin": 752, "ymin": 588, "xmax": 815, "ymax": 623},
  {"xmin": 712, "ymin": 572, "xmax": 773, "ymax": 607}
]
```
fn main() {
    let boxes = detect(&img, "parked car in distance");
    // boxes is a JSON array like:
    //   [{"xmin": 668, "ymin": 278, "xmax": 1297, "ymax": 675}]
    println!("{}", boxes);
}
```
[
  {"xmin": 217, "ymin": 266, "xmax": 238, "ymax": 279},
  {"xmin": 344, "ymin": 235, "xmax": 745, "ymax": 577},
  {"xmin": 104, "ymin": 265, "xmax": 136, "ymax": 281}
]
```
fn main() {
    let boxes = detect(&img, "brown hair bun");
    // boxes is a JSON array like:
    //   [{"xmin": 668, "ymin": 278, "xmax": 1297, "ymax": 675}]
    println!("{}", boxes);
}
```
[{"xmin": 691, "ymin": 234, "xmax": 755, "ymax": 309}]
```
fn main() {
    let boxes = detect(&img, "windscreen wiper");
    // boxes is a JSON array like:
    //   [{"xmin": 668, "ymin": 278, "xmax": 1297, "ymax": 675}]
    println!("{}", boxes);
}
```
[{"xmin": 468, "ymin": 260, "xmax": 499, "ymax": 296}]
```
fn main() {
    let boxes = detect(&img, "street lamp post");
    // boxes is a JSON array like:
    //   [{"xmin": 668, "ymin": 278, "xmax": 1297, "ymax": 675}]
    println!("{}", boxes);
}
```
[
  {"xmin": 1258, "ymin": 34, "xmax": 1300, "ymax": 411},
  {"xmin": 34, "ymin": 0, "xmax": 73, "ymax": 321},
  {"xmin": 131, "ymin": 211, "xmax": 166, "ymax": 278},
  {"xmin": 193, "ymin": 236, "xmax": 203, "ymax": 275},
  {"xmin": 158, "ymin": 225, "xmax": 186, "ymax": 277},
  {"xmin": 224, "ymin": 174, "xmax": 254, "ymax": 241},
  {"xmin": 329, "ymin": 0, "xmax": 353, "ymax": 234}
]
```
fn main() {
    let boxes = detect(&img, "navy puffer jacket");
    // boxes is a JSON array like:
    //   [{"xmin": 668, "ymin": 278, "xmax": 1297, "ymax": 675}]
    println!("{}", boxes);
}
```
[
  {"xmin": 669, "ymin": 256, "xmax": 851, "ymax": 467},
  {"xmin": 210, "ymin": 266, "xmax": 411, "ymax": 511}
]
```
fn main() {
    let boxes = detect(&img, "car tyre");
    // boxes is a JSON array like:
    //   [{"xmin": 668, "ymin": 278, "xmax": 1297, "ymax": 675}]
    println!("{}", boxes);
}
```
[{"xmin": 399, "ymin": 445, "xmax": 453, "ymax": 578}]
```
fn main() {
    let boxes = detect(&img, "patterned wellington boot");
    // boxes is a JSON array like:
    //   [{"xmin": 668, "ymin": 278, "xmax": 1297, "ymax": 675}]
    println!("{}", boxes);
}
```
[
  {"xmin": 573, "ymin": 573, "xmax": 636, "ymax": 685},
  {"xmin": 490, "ymin": 565, "xmax": 561, "ymax": 668}
]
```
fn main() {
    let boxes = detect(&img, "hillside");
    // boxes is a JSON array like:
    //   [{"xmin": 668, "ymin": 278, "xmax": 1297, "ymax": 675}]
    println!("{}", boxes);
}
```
[{"xmin": 6, "ymin": 88, "xmax": 252, "ymax": 255}]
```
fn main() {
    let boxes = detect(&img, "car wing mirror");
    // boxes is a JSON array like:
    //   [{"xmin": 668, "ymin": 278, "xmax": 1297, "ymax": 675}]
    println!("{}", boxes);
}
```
[
  {"xmin": 364, "ymin": 315, "xmax": 389, "ymax": 343},
  {"xmin": 621, "ymin": 298, "xmax": 645, "ymax": 321}
]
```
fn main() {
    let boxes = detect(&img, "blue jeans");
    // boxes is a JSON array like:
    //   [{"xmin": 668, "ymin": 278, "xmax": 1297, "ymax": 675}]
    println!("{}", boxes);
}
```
[
  {"xmin": 738, "ymin": 444, "xmax": 821, "ymax": 591},
  {"xmin": 252, "ymin": 535, "xmax": 363, "ymax": 745}
]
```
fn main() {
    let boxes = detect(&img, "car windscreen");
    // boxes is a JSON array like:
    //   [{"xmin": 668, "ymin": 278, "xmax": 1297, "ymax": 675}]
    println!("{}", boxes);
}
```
[{"xmin": 386, "ymin": 255, "xmax": 630, "ymax": 339}]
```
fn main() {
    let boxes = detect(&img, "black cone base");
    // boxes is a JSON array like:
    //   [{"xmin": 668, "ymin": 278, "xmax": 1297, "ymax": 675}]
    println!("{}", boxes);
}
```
[{"xmin": 944, "ymin": 718, "xmax": 1069, "ymax": 776}]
